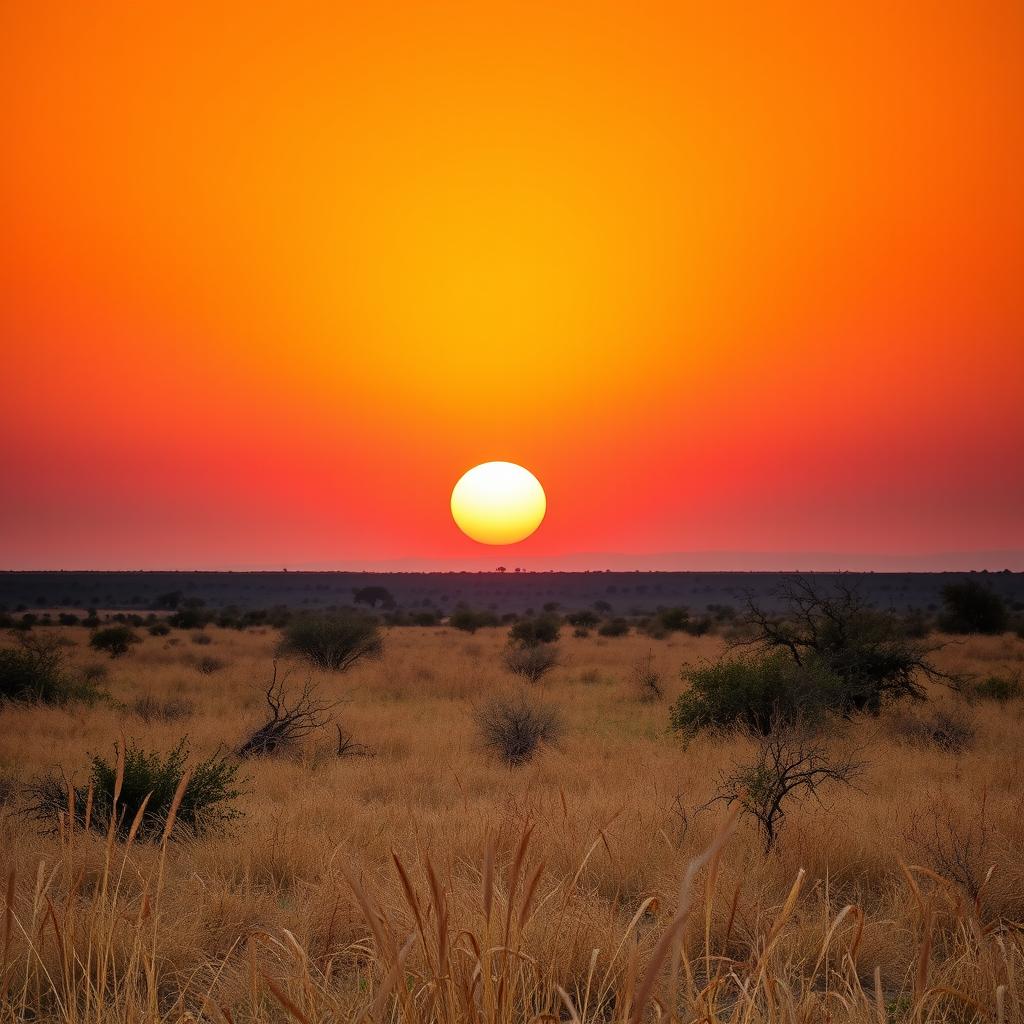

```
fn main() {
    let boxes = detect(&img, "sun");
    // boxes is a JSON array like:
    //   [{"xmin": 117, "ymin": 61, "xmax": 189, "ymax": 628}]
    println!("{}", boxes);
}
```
[{"xmin": 451, "ymin": 462, "xmax": 546, "ymax": 545}]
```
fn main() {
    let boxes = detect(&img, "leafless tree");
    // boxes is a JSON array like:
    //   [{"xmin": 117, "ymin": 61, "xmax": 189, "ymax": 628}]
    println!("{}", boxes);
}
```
[
  {"xmin": 238, "ymin": 661, "xmax": 344, "ymax": 757},
  {"xmin": 703, "ymin": 724, "xmax": 865, "ymax": 853}
]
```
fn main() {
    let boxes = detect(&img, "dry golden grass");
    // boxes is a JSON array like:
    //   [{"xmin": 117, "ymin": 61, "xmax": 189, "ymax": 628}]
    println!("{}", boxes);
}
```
[{"xmin": 1, "ymin": 625, "xmax": 1023, "ymax": 1022}]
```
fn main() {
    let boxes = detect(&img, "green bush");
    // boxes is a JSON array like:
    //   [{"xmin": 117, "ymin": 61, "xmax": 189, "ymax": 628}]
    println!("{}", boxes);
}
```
[
  {"xmin": 973, "ymin": 674, "xmax": 1021, "ymax": 702},
  {"xmin": 26, "ymin": 738, "xmax": 243, "ymax": 841},
  {"xmin": 509, "ymin": 614, "xmax": 560, "ymax": 647},
  {"xmin": 566, "ymin": 610, "xmax": 599, "ymax": 629},
  {"xmin": 89, "ymin": 625, "xmax": 141, "ymax": 659},
  {"xmin": 669, "ymin": 652, "xmax": 841, "ymax": 737},
  {"xmin": 449, "ymin": 608, "xmax": 500, "ymax": 633},
  {"xmin": 598, "ymin": 618, "xmax": 630, "ymax": 637},
  {"xmin": 278, "ymin": 610, "xmax": 383, "ymax": 671},
  {"xmin": 939, "ymin": 580, "xmax": 1009, "ymax": 635},
  {"xmin": 0, "ymin": 634, "xmax": 103, "ymax": 705}
]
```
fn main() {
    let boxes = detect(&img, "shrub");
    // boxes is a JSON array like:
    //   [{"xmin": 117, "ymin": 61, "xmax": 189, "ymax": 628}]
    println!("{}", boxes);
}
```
[
  {"xmin": 353, "ymin": 586, "xmax": 396, "ymax": 610},
  {"xmin": 89, "ymin": 625, "xmax": 141, "ymax": 659},
  {"xmin": 191, "ymin": 632, "xmax": 212, "ymax": 645},
  {"xmin": 503, "ymin": 643, "xmax": 559, "ymax": 683},
  {"xmin": 26, "ymin": 738, "xmax": 243, "ymax": 841},
  {"xmin": 475, "ymin": 694, "xmax": 565, "ymax": 766},
  {"xmin": 598, "ymin": 618, "xmax": 630, "ymax": 637},
  {"xmin": 973, "ymin": 674, "xmax": 1021, "ymax": 702},
  {"xmin": 670, "ymin": 652, "xmax": 841, "ymax": 737},
  {"xmin": 657, "ymin": 607, "xmax": 690, "ymax": 632},
  {"xmin": 449, "ymin": 608, "xmax": 500, "ymax": 633},
  {"xmin": 168, "ymin": 606, "xmax": 212, "ymax": 630},
  {"xmin": 509, "ymin": 614, "xmax": 560, "ymax": 647},
  {"xmin": 630, "ymin": 651, "xmax": 663, "ymax": 701},
  {"xmin": 566, "ymin": 610, "xmax": 599, "ymax": 629},
  {"xmin": 148, "ymin": 621, "xmax": 171, "ymax": 637},
  {"xmin": 195, "ymin": 656, "xmax": 226, "ymax": 675},
  {"xmin": 278, "ymin": 611, "xmax": 383, "ymax": 672},
  {"xmin": 889, "ymin": 708, "xmax": 975, "ymax": 753},
  {"xmin": 0, "ymin": 634, "xmax": 103, "ymax": 705},
  {"xmin": 939, "ymin": 580, "xmax": 1009, "ymax": 635},
  {"xmin": 58, "ymin": 613, "xmax": 80, "ymax": 626}
]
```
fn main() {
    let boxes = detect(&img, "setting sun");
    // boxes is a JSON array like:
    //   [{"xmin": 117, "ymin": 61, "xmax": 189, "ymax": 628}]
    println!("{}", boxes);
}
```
[{"xmin": 450, "ymin": 462, "xmax": 546, "ymax": 545}]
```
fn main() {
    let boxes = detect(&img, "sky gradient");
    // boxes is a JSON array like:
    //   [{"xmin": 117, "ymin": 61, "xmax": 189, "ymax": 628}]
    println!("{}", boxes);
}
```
[{"xmin": 2, "ymin": 1, "xmax": 1022, "ymax": 570}]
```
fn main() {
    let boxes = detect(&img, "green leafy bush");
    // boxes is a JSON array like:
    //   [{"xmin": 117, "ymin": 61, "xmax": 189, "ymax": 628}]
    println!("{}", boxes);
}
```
[
  {"xmin": 509, "ymin": 614, "xmax": 560, "ymax": 647},
  {"xmin": 669, "ymin": 652, "xmax": 841, "ymax": 737},
  {"xmin": 449, "ymin": 608, "xmax": 500, "ymax": 633},
  {"xmin": 27, "ymin": 738, "xmax": 243, "ymax": 841},
  {"xmin": 973, "ymin": 674, "xmax": 1021, "ymax": 702},
  {"xmin": 0, "ymin": 634, "xmax": 103, "ymax": 705},
  {"xmin": 89, "ymin": 625, "xmax": 141, "ymax": 659},
  {"xmin": 278, "ymin": 610, "xmax": 383, "ymax": 671},
  {"xmin": 939, "ymin": 580, "xmax": 1009, "ymax": 635}
]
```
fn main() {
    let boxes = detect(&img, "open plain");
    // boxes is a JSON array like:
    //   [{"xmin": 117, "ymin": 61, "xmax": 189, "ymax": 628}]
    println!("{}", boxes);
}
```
[{"xmin": 1, "ymin": 621, "xmax": 1022, "ymax": 1022}]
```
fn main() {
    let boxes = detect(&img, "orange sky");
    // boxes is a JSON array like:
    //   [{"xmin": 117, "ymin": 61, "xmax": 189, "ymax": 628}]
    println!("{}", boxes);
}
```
[{"xmin": 2, "ymin": 1, "xmax": 1022, "ymax": 569}]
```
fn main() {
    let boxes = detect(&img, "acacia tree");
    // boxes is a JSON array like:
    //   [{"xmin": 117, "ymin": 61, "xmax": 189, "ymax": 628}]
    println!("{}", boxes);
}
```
[{"xmin": 733, "ymin": 576, "xmax": 957, "ymax": 714}]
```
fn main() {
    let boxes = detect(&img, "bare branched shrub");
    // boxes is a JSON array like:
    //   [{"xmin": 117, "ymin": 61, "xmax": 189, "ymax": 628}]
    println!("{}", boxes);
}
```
[
  {"xmin": 475, "ymin": 693, "xmax": 565, "ymax": 766},
  {"xmin": 238, "ymin": 662, "xmax": 344, "ymax": 758},
  {"xmin": 335, "ymin": 723, "xmax": 374, "ymax": 758},
  {"xmin": 630, "ymin": 651, "xmax": 663, "ymax": 701},
  {"xmin": 703, "ymin": 725, "xmax": 865, "ymax": 852},
  {"xmin": 503, "ymin": 642, "xmax": 559, "ymax": 684},
  {"xmin": 906, "ymin": 792, "xmax": 995, "ymax": 902}
]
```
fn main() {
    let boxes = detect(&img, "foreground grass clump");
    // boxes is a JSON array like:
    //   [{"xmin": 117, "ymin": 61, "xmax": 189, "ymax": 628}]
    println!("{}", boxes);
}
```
[
  {"xmin": 26, "ymin": 738, "xmax": 244, "ymax": 841},
  {"xmin": 277, "ymin": 609, "xmax": 383, "ymax": 671}
]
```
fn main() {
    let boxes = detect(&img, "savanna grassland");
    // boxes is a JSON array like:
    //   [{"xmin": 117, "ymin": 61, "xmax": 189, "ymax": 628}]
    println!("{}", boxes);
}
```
[{"xmin": 1, "ymin": 622, "xmax": 1023, "ymax": 1023}]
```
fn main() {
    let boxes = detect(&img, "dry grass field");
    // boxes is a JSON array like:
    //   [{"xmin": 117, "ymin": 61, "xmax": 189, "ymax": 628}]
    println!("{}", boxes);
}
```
[{"xmin": 1, "ymin": 624, "xmax": 1023, "ymax": 1022}]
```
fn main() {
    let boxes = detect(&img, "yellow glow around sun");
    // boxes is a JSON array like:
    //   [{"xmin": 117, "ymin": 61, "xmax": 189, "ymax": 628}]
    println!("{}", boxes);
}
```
[{"xmin": 451, "ymin": 462, "xmax": 546, "ymax": 545}]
